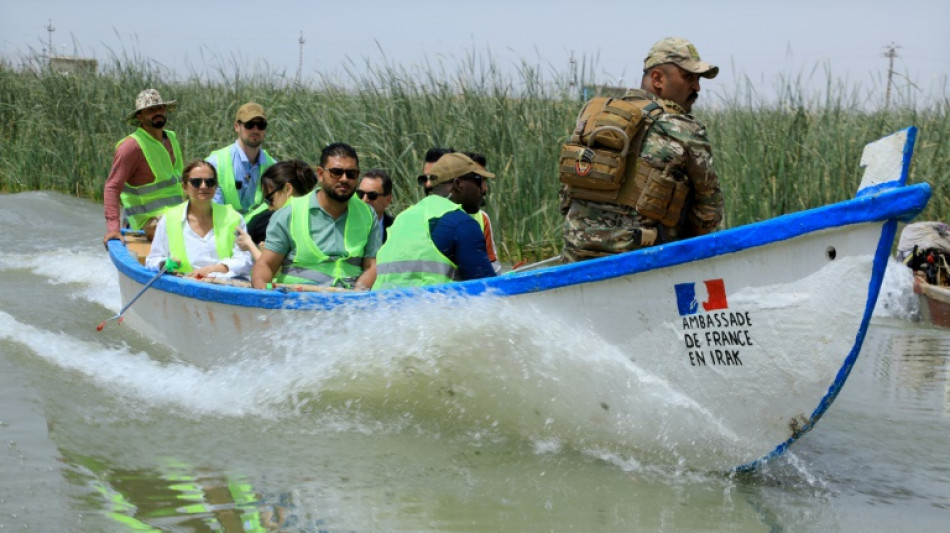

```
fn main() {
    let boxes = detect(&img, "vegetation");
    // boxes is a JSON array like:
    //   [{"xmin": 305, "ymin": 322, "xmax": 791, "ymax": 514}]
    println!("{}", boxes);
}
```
[{"xmin": 0, "ymin": 53, "xmax": 947, "ymax": 262}]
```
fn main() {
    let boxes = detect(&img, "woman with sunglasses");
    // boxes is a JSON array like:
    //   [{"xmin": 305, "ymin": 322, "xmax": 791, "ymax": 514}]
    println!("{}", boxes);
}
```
[
  {"xmin": 235, "ymin": 160, "xmax": 318, "ymax": 260},
  {"xmin": 146, "ymin": 160, "xmax": 253, "ymax": 278}
]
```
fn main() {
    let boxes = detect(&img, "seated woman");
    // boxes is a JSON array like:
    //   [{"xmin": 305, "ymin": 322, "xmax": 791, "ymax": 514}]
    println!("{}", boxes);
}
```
[
  {"xmin": 146, "ymin": 160, "xmax": 253, "ymax": 278},
  {"xmin": 236, "ymin": 160, "xmax": 318, "ymax": 261}
]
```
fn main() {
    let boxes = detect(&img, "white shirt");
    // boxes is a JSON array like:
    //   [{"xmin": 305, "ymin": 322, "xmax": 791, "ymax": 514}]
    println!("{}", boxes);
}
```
[{"xmin": 145, "ymin": 204, "xmax": 254, "ymax": 278}]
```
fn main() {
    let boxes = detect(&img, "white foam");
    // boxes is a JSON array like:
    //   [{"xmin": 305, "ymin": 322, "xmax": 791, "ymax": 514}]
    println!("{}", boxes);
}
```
[{"xmin": 0, "ymin": 249, "xmax": 121, "ymax": 311}]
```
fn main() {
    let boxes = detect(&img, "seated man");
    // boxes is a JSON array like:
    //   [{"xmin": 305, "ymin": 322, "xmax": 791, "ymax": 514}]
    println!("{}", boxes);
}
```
[
  {"xmin": 374, "ymin": 152, "xmax": 496, "ymax": 289},
  {"xmin": 357, "ymin": 169, "xmax": 395, "ymax": 242},
  {"xmin": 251, "ymin": 143, "xmax": 381, "ymax": 290},
  {"xmin": 461, "ymin": 151, "xmax": 502, "ymax": 273}
]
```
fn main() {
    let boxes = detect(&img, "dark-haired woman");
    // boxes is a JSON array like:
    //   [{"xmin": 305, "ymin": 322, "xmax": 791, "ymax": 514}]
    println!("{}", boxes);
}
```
[{"xmin": 146, "ymin": 160, "xmax": 253, "ymax": 278}]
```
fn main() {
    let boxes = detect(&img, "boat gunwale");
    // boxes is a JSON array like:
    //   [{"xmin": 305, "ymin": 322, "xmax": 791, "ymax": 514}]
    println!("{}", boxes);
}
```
[{"xmin": 108, "ymin": 181, "xmax": 931, "ymax": 311}]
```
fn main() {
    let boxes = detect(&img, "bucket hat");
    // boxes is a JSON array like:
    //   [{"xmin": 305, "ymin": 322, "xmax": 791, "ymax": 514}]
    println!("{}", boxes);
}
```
[{"xmin": 126, "ymin": 89, "xmax": 178, "ymax": 125}]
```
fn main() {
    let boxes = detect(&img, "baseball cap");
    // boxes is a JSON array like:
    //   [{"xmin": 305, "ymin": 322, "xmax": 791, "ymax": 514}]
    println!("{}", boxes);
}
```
[
  {"xmin": 235, "ymin": 102, "xmax": 266, "ymax": 122},
  {"xmin": 643, "ymin": 37, "xmax": 719, "ymax": 79},
  {"xmin": 426, "ymin": 152, "xmax": 495, "ymax": 187}
]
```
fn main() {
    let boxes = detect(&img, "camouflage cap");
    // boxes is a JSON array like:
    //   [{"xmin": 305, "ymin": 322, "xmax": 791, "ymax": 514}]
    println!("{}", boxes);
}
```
[
  {"xmin": 426, "ymin": 152, "xmax": 495, "ymax": 188},
  {"xmin": 235, "ymin": 102, "xmax": 266, "ymax": 122},
  {"xmin": 126, "ymin": 89, "xmax": 178, "ymax": 125},
  {"xmin": 643, "ymin": 37, "xmax": 719, "ymax": 79}
]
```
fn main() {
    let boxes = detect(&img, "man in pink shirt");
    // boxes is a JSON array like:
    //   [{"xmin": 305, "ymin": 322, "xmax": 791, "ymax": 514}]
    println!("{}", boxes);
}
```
[{"xmin": 102, "ymin": 89, "xmax": 184, "ymax": 248}]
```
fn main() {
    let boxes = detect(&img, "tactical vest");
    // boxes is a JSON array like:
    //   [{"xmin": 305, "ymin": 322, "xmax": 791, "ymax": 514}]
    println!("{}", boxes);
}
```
[
  {"xmin": 210, "ymin": 145, "xmax": 276, "ymax": 213},
  {"xmin": 118, "ymin": 128, "xmax": 184, "ymax": 230},
  {"xmin": 164, "ymin": 201, "xmax": 242, "ymax": 274},
  {"xmin": 373, "ymin": 195, "xmax": 460, "ymax": 290},
  {"xmin": 560, "ymin": 95, "xmax": 691, "ymax": 226},
  {"xmin": 277, "ymin": 193, "xmax": 374, "ymax": 287}
]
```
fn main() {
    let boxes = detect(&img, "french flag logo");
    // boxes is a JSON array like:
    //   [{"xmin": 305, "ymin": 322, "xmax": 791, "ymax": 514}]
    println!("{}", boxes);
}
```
[{"xmin": 675, "ymin": 279, "xmax": 728, "ymax": 316}]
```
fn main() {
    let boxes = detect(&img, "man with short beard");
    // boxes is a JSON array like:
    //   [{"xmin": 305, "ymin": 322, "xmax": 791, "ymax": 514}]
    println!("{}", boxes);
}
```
[
  {"xmin": 206, "ymin": 102, "xmax": 277, "ymax": 214},
  {"xmin": 252, "ymin": 142, "xmax": 381, "ymax": 290},
  {"xmin": 562, "ymin": 37, "xmax": 723, "ymax": 262},
  {"xmin": 103, "ymin": 89, "xmax": 184, "ymax": 248}
]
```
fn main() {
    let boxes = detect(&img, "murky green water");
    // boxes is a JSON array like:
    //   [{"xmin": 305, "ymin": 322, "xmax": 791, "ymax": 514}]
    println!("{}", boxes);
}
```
[{"xmin": 1, "ymin": 192, "xmax": 947, "ymax": 532}]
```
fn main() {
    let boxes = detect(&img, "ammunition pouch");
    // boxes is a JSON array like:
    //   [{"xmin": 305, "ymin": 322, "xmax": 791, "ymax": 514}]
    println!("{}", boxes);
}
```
[
  {"xmin": 636, "ymin": 167, "xmax": 690, "ymax": 227},
  {"xmin": 558, "ymin": 137, "xmax": 627, "ymax": 191}
]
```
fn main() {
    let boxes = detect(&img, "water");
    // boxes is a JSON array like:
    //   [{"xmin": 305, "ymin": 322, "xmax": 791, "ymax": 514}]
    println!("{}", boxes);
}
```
[{"xmin": 1, "ymin": 191, "xmax": 948, "ymax": 532}]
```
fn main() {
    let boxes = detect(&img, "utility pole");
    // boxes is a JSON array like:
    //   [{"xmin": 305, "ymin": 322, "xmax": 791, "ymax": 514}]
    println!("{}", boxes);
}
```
[
  {"xmin": 46, "ymin": 19, "xmax": 55, "ymax": 66},
  {"xmin": 883, "ymin": 42, "xmax": 899, "ymax": 109},
  {"xmin": 569, "ymin": 51, "xmax": 577, "ymax": 94},
  {"xmin": 296, "ymin": 31, "xmax": 305, "ymax": 84}
]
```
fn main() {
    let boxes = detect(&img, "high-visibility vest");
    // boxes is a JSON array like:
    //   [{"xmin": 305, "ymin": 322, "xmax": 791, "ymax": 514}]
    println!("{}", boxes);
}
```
[
  {"xmin": 276, "ymin": 193, "xmax": 374, "ymax": 287},
  {"xmin": 164, "ymin": 201, "xmax": 242, "ymax": 274},
  {"xmin": 373, "ymin": 195, "xmax": 460, "ymax": 290},
  {"xmin": 118, "ymin": 128, "xmax": 184, "ymax": 230},
  {"xmin": 471, "ymin": 210, "xmax": 485, "ymax": 230},
  {"xmin": 209, "ymin": 145, "xmax": 276, "ymax": 213},
  {"xmin": 244, "ymin": 202, "xmax": 269, "ymax": 224}
]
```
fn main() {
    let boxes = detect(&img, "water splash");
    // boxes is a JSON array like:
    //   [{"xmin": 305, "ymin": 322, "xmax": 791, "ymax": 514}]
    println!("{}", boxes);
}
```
[{"xmin": 873, "ymin": 257, "xmax": 919, "ymax": 321}]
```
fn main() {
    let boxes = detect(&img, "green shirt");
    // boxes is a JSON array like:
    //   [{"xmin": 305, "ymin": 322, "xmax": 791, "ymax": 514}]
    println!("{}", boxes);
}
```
[{"xmin": 264, "ymin": 191, "xmax": 382, "ymax": 262}]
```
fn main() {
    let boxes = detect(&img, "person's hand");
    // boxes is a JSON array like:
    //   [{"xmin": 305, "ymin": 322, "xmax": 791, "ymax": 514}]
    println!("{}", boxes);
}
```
[
  {"xmin": 235, "ymin": 228, "xmax": 254, "ymax": 252},
  {"xmin": 187, "ymin": 263, "xmax": 227, "ymax": 279},
  {"xmin": 103, "ymin": 230, "xmax": 123, "ymax": 250}
]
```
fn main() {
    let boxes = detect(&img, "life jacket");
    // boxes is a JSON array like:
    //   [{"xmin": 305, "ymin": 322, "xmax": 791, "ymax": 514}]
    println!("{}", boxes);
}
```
[
  {"xmin": 164, "ymin": 201, "xmax": 242, "ymax": 274},
  {"xmin": 276, "ymin": 193, "xmax": 374, "ymax": 287},
  {"xmin": 210, "ymin": 145, "xmax": 276, "ymax": 213},
  {"xmin": 560, "ymin": 93, "xmax": 690, "ymax": 226},
  {"xmin": 373, "ymin": 195, "xmax": 460, "ymax": 290},
  {"xmin": 118, "ymin": 128, "xmax": 184, "ymax": 230}
]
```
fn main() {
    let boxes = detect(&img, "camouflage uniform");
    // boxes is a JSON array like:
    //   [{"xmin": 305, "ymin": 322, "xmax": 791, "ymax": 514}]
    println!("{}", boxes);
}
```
[{"xmin": 562, "ymin": 88, "xmax": 723, "ymax": 262}]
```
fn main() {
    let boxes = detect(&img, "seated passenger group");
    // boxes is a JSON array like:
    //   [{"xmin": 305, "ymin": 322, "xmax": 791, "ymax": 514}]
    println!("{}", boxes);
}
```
[{"xmin": 115, "ymin": 92, "xmax": 496, "ymax": 290}]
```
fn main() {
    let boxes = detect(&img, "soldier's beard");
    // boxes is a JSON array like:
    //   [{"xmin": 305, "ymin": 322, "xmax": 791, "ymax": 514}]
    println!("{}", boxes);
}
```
[{"xmin": 150, "ymin": 116, "xmax": 167, "ymax": 128}]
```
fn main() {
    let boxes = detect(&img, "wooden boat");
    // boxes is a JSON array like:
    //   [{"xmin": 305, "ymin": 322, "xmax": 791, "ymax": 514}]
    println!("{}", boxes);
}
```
[
  {"xmin": 914, "ymin": 278, "xmax": 950, "ymax": 328},
  {"xmin": 896, "ymin": 221, "xmax": 950, "ymax": 328},
  {"xmin": 106, "ymin": 128, "xmax": 929, "ymax": 470}
]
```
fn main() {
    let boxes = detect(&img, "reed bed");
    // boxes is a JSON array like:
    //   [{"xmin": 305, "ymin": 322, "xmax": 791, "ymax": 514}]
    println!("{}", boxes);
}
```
[{"xmin": 1, "ymin": 53, "xmax": 947, "ymax": 262}]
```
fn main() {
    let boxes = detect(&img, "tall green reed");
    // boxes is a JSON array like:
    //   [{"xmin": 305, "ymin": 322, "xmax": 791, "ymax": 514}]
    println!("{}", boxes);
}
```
[{"xmin": 0, "ymin": 52, "xmax": 947, "ymax": 262}]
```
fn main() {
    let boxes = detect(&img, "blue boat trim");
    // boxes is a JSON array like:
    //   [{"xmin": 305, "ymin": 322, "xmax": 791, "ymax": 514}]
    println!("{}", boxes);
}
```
[{"xmin": 108, "ymin": 182, "xmax": 932, "ymax": 311}]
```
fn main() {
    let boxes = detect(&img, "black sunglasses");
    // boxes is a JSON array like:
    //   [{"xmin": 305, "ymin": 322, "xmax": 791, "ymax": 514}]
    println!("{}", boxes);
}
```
[
  {"xmin": 263, "ymin": 188, "xmax": 279, "ymax": 206},
  {"xmin": 187, "ymin": 177, "xmax": 218, "ymax": 188},
  {"xmin": 417, "ymin": 174, "xmax": 430, "ymax": 187},
  {"xmin": 241, "ymin": 119, "xmax": 268, "ymax": 131},
  {"xmin": 356, "ymin": 190, "xmax": 382, "ymax": 201},
  {"xmin": 326, "ymin": 167, "xmax": 360, "ymax": 180}
]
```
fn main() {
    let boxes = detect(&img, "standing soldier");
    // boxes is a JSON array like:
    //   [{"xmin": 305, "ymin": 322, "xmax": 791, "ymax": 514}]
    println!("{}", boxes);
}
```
[
  {"xmin": 103, "ymin": 89, "xmax": 183, "ymax": 247},
  {"xmin": 562, "ymin": 37, "xmax": 723, "ymax": 262},
  {"xmin": 207, "ymin": 102, "xmax": 277, "ymax": 214}
]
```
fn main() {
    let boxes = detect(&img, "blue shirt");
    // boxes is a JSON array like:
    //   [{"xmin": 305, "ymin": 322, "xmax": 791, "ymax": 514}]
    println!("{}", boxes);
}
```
[
  {"xmin": 207, "ymin": 142, "xmax": 273, "ymax": 210},
  {"xmin": 429, "ymin": 210, "xmax": 497, "ymax": 281}
]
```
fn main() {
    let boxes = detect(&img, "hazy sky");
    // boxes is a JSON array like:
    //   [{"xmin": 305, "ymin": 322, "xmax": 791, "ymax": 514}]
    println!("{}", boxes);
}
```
[{"xmin": 2, "ymin": 0, "xmax": 948, "ymax": 105}]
